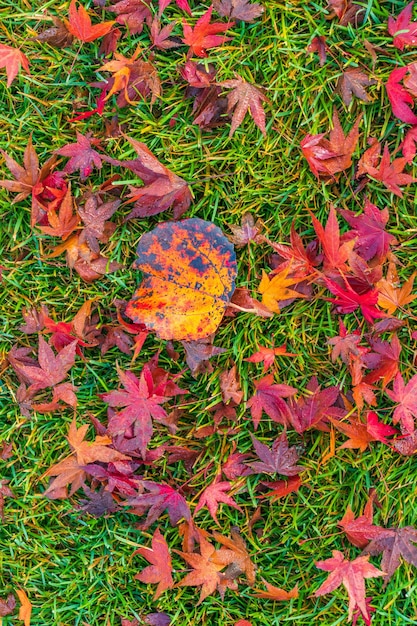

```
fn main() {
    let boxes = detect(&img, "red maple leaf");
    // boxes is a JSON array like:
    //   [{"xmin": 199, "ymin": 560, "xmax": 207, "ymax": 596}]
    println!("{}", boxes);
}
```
[
  {"xmin": 310, "ymin": 206, "xmax": 353, "ymax": 272},
  {"xmin": 327, "ymin": 320, "xmax": 362, "ymax": 364},
  {"xmin": 66, "ymin": 0, "xmax": 115, "ymax": 42},
  {"xmin": 362, "ymin": 334, "xmax": 401, "ymax": 387},
  {"xmin": 246, "ymin": 374, "xmax": 297, "ymax": 429},
  {"xmin": 11, "ymin": 336, "xmax": 77, "ymax": 393},
  {"xmin": 248, "ymin": 433, "xmax": 303, "ymax": 476},
  {"xmin": 386, "ymin": 372, "xmax": 417, "ymax": 434},
  {"xmin": 324, "ymin": 277, "xmax": 383, "ymax": 324},
  {"xmin": 307, "ymin": 35, "xmax": 328, "ymax": 66},
  {"xmin": 101, "ymin": 365, "xmax": 171, "ymax": 458},
  {"xmin": 128, "ymin": 481, "xmax": 191, "ymax": 529},
  {"xmin": 338, "ymin": 493, "xmax": 384, "ymax": 549},
  {"xmin": 330, "ymin": 411, "xmax": 398, "ymax": 452},
  {"xmin": 287, "ymin": 377, "xmax": 344, "ymax": 433},
  {"xmin": 194, "ymin": 479, "xmax": 242, "ymax": 525},
  {"xmin": 108, "ymin": 137, "xmax": 191, "ymax": 220},
  {"xmin": 401, "ymin": 125, "xmax": 417, "ymax": 163},
  {"xmin": 301, "ymin": 111, "xmax": 361, "ymax": 179},
  {"xmin": 38, "ymin": 187, "xmax": 80, "ymax": 241},
  {"xmin": 182, "ymin": 6, "xmax": 234, "ymax": 58},
  {"xmin": 244, "ymin": 343, "xmax": 296, "ymax": 372},
  {"xmin": 159, "ymin": 0, "xmax": 192, "ymax": 15},
  {"xmin": 315, "ymin": 551, "xmax": 384, "ymax": 621},
  {"xmin": 55, "ymin": 132, "xmax": 105, "ymax": 181},
  {"xmin": 134, "ymin": 528, "xmax": 174, "ymax": 599},
  {"xmin": 0, "ymin": 43, "xmax": 30, "ymax": 87},
  {"xmin": 0, "ymin": 137, "xmax": 67, "ymax": 226},
  {"xmin": 388, "ymin": 2, "xmax": 417, "ymax": 50},
  {"xmin": 386, "ymin": 66, "xmax": 417, "ymax": 125},
  {"xmin": 340, "ymin": 199, "xmax": 397, "ymax": 263}
]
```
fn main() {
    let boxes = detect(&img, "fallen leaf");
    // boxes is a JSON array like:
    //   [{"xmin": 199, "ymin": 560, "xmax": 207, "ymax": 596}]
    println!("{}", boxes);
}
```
[
  {"xmin": 35, "ymin": 16, "xmax": 74, "ymax": 47},
  {"xmin": 181, "ymin": 337, "xmax": 226, "ymax": 377},
  {"xmin": 128, "ymin": 481, "xmax": 191, "ymax": 529},
  {"xmin": 38, "ymin": 187, "xmax": 80, "ymax": 241},
  {"xmin": 340, "ymin": 199, "xmax": 397, "ymax": 264},
  {"xmin": 175, "ymin": 534, "xmax": 232, "ymax": 604},
  {"xmin": 77, "ymin": 194, "xmax": 120, "ymax": 254},
  {"xmin": 258, "ymin": 475, "xmax": 302, "ymax": 501},
  {"xmin": 252, "ymin": 581, "xmax": 298, "ymax": 600},
  {"xmin": 109, "ymin": 138, "xmax": 190, "ymax": 219},
  {"xmin": 287, "ymin": 377, "xmax": 344, "ymax": 433},
  {"xmin": 246, "ymin": 374, "xmax": 297, "ymax": 428},
  {"xmin": 159, "ymin": 0, "xmax": 192, "ymax": 15},
  {"xmin": 16, "ymin": 589, "xmax": 31, "ymax": 626},
  {"xmin": 212, "ymin": 529, "xmax": 256, "ymax": 585},
  {"xmin": 66, "ymin": 0, "xmax": 115, "ymax": 42},
  {"xmin": 0, "ymin": 480, "xmax": 14, "ymax": 520},
  {"xmin": 388, "ymin": 2, "xmax": 417, "ymax": 50},
  {"xmin": 315, "ymin": 551, "xmax": 384, "ymax": 621},
  {"xmin": 194, "ymin": 479, "xmax": 242, "ymax": 525},
  {"xmin": 149, "ymin": 18, "xmax": 180, "ymax": 50},
  {"xmin": 220, "ymin": 366, "xmax": 243, "ymax": 404},
  {"xmin": 134, "ymin": 528, "xmax": 174, "ymax": 599},
  {"xmin": 99, "ymin": 48, "xmax": 161, "ymax": 106},
  {"xmin": 386, "ymin": 66, "xmax": 417, "ymax": 125},
  {"xmin": 55, "ymin": 132, "xmax": 105, "ymax": 181},
  {"xmin": 324, "ymin": 277, "xmax": 383, "ymax": 324},
  {"xmin": 0, "ymin": 43, "xmax": 30, "ymax": 87},
  {"xmin": 126, "ymin": 218, "xmax": 237, "ymax": 341},
  {"xmin": 0, "ymin": 593, "xmax": 16, "ymax": 616},
  {"xmin": 362, "ymin": 525, "xmax": 417, "ymax": 586},
  {"xmin": 0, "ymin": 136, "xmax": 66, "ymax": 226},
  {"xmin": 248, "ymin": 433, "xmax": 303, "ymax": 476},
  {"xmin": 221, "ymin": 75, "xmax": 269, "ymax": 137},
  {"xmin": 101, "ymin": 365, "xmax": 172, "ymax": 458},
  {"xmin": 337, "ymin": 68, "xmax": 375, "ymax": 106},
  {"xmin": 301, "ymin": 111, "xmax": 361, "ymax": 179},
  {"xmin": 228, "ymin": 213, "xmax": 264, "ymax": 247},
  {"xmin": 307, "ymin": 36, "xmax": 327, "ymax": 66},
  {"xmin": 330, "ymin": 411, "xmax": 398, "ymax": 452},
  {"xmin": 245, "ymin": 343, "xmax": 296, "ymax": 372},
  {"xmin": 213, "ymin": 0, "xmax": 263, "ymax": 22},
  {"xmin": 376, "ymin": 263, "xmax": 417, "ymax": 314},
  {"xmin": 338, "ymin": 493, "xmax": 383, "ymax": 549},
  {"xmin": 326, "ymin": 0, "xmax": 364, "ymax": 25},
  {"xmin": 182, "ymin": 6, "xmax": 234, "ymax": 58},
  {"xmin": 386, "ymin": 372, "xmax": 417, "ymax": 434},
  {"xmin": 259, "ymin": 267, "xmax": 306, "ymax": 314},
  {"xmin": 107, "ymin": 0, "xmax": 152, "ymax": 35}
]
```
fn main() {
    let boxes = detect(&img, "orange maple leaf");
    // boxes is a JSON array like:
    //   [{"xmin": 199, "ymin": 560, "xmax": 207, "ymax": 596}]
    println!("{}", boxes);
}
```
[{"xmin": 66, "ymin": 0, "xmax": 115, "ymax": 42}]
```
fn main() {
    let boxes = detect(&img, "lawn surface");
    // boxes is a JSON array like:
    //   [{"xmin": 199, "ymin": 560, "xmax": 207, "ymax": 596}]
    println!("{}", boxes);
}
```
[{"xmin": 1, "ymin": 0, "xmax": 417, "ymax": 624}]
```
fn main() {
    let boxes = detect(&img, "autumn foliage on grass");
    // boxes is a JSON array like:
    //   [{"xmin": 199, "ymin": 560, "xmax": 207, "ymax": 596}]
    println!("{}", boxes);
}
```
[{"xmin": 2, "ymin": 1, "xmax": 417, "ymax": 625}]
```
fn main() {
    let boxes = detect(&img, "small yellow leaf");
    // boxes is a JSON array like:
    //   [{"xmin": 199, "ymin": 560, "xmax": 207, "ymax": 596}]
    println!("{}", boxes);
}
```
[{"xmin": 258, "ymin": 268, "xmax": 305, "ymax": 314}]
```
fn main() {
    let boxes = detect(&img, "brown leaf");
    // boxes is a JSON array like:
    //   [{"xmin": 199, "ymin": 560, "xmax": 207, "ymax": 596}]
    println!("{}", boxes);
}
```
[
  {"xmin": 35, "ymin": 16, "xmax": 74, "ymax": 47},
  {"xmin": 182, "ymin": 337, "xmax": 226, "ymax": 377},
  {"xmin": 0, "ymin": 594, "xmax": 16, "ymax": 616},
  {"xmin": 213, "ymin": 0, "xmax": 263, "ymax": 22},
  {"xmin": 228, "ymin": 213, "xmax": 264, "ymax": 247},
  {"xmin": 220, "ymin": 366, "xmax": 243, "ymax": 404},
  {"xmin": 337, "ymin": 68, "xmax": 376, "ymax": 105}
]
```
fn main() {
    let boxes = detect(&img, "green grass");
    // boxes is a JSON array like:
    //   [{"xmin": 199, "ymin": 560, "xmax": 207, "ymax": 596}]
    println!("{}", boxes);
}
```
[{"xmin": 1, "ymin": 0, "xmax": 417, "ymax": 624}]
